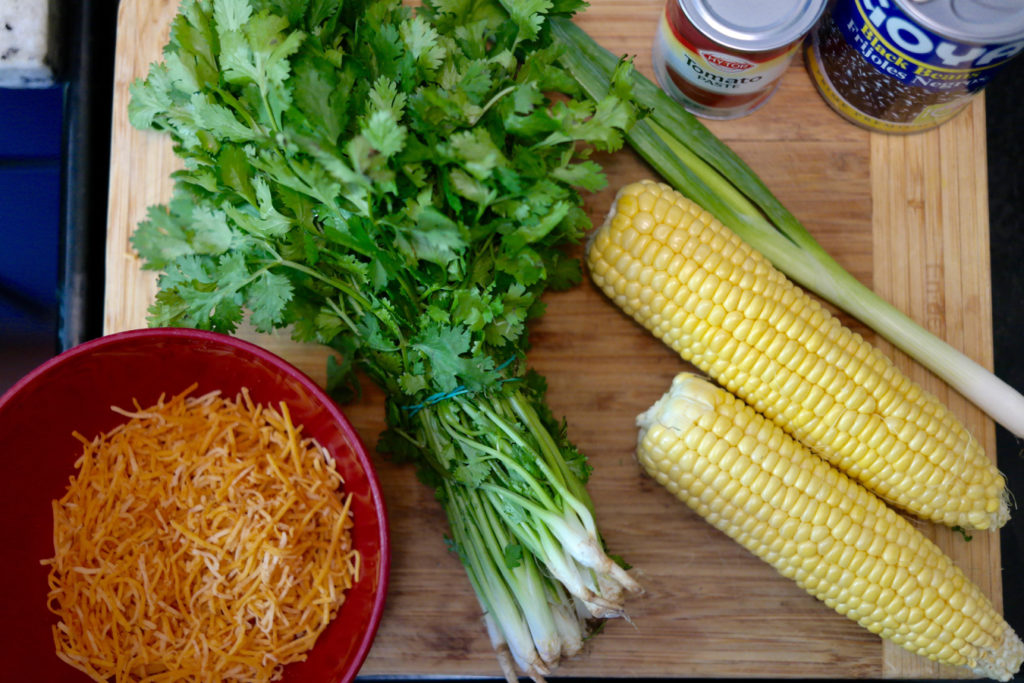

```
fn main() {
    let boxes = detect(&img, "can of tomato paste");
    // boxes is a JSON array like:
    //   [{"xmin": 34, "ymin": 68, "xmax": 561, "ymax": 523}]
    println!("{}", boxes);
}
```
[
  {"xmin": 652, "ymin": 0, "xmax": 828, "ymax": 119},
  {"xmin": 806, "ymin": 0, "xmax": 1024, "ymax": 134}
]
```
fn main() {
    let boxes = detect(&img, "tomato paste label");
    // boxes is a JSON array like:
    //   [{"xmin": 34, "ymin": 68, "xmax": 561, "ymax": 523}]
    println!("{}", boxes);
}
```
[{"xmin": 657, "ymin": 12, "xmax": 797, "ymax": 97}]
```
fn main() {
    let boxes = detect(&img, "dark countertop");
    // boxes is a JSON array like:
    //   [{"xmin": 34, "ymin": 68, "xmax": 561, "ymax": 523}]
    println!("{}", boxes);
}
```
[
  {"xmin": 985, "ymin": 51, "xmax": 1024, "ymax": 683},
  {"xmin": 8, "ymin": 1, "xmax": 1024, "ymax": 680}
]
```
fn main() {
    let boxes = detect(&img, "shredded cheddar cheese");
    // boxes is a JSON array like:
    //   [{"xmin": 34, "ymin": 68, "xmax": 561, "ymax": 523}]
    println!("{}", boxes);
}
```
[{"xmin": 42, "ymin": 384, "xmax": 360, "ymax": 682}]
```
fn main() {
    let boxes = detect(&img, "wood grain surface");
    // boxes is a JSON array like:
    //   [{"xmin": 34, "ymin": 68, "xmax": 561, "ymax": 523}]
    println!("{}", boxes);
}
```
[{"xmin": 103, "ymin": 1, "xmax": 1001, "ymax": 679}]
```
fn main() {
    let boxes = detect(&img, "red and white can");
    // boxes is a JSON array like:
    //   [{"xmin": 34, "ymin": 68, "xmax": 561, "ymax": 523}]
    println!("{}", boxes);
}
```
[{"xmin": 652, "ymin": 0, "xmax": 827, "ymax": 119}]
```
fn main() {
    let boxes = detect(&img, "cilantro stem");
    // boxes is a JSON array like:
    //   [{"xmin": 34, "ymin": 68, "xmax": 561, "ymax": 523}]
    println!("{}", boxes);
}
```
[
  {"xmin": 415, "ymin": 388, "xmax": 640, "ymax": 604},
  {"xmin": 440, "ymin": 411, "xmax": 561, "ymax": 513},
  {"xmin": 272, "ymin": 259, "xmax": 371, "ymax": 308},
  {"xmin": 260, "ymin": 88, "xmax": 280, "ymax": 134},
  {"xmin": 412, "ymin": 385, "xmax": 637, "ymax": 676},
  {"xmin": 470, "ymin": 85, "xmax": 517, "ymax": 126},
  {"xmin": 275, "ymin": 258, "xmax": 410, "ymax": 355},
  {"xmin": 464, "ymin": 396, "xmax": 593, "ymax": 532},
  {"xmin": 443, "ymin": 481, "xmax": 556, "ymax": 677},
  {"xmin": 324, "ymin": 296, "xmax": 362, "ymax": 337}
]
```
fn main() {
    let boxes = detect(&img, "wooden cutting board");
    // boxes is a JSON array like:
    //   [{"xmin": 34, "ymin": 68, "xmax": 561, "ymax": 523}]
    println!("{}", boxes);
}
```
[{"xmin": 103, "ymin": 1, "xmax": 1002, "ymax": 679}]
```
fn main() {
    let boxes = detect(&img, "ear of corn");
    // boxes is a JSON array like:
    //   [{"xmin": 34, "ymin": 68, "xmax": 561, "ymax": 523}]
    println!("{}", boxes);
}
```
[
  {"xmin": 587, "ymin": 179, "xmax": 1008, "ymax": 530},
  {"xmin": 637, "ymin": 372, "xmax": 1023, "ymax": 680}
]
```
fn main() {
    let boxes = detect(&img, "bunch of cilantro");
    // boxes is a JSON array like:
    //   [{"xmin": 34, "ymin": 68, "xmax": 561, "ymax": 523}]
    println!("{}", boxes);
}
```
[{"xmin": 129, "ymin": 0, "xmax": 642, "ymax": 677}]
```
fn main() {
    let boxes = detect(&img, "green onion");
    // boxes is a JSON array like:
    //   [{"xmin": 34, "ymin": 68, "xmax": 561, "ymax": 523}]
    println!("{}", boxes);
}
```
[
  {"xmin": 551, "ymin": 17, "xmax": 1024, "ymax": 439},
  {"xmin": 413, "ymin": 383, "xmax": 640, "ymax": 681}
]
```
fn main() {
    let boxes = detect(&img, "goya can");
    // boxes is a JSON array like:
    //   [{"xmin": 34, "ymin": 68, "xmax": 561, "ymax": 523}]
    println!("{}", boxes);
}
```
[
  {"xmin": 652, "ymin": 0, "xmax": 827, "ymax": 119},
  {"xmin": 806, "ymin": 0, "xmax": 1024, "ymax": 133}
]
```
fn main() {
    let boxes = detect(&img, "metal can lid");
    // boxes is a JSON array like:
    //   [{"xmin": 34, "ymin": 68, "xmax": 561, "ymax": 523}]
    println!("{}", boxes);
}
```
[
  {"xmin": 678, "ymin": 0, "xmax": 828, "ymax": 52},
  {"xmin": 900, "ymin": 0, "xmax": 1024, "ymax": 44}
]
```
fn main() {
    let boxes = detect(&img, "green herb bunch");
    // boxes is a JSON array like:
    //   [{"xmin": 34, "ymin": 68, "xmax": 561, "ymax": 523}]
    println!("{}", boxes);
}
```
[
  {"xmin": 129, "ymin": 0, "xmax": 642, "ymax": 678},
  {"xmin": 131, "ymin": 0, "xmax": 634, "ymax": 403}
]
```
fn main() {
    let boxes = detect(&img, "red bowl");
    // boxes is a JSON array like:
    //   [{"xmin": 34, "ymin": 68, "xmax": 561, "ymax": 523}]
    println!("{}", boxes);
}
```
[{"xmin": 0, "ymin": 328, "xmax": 389, "ymax": 682}]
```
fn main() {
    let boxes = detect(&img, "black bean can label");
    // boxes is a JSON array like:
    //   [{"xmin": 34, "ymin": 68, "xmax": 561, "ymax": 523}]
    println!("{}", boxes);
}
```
[{"xmin": 806, "ymin": 0, "xmax": 1024, "ymax": 133}]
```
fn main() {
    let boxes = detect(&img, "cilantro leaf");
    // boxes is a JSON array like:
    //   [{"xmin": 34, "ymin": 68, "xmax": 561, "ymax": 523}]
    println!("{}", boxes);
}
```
[
  {"xmin": 246, "ymin": 269, "xmax": 293, "ymax": 331},
  {"xmin": 149, "ymin": 252, "xmax": 248, "ymax": 331},
  {"xmin": 401, "ymin": 15, "xmax": 446, "ymax": 77},
  {"xmin": 131, "ymin": 204, "xmax": 193, "ymax": 270},
  {"xmin": 127, "ymin": 66, "xmax": 173, "ymax": 130},
  {"xmin": 361, "ymin": 109, "xmax": 407, "ymax": 158},
  {"xmin": 498, "ymin": 0, "xmax": 552, "ymax": 42},
  {"xmin": 213, "ymin": 0, "xmax": 252, "ymax": 33},
  {"xmin": 191, "ymin": 92, "xmax": 256, "ymax": 142},
  {"xmin": 412, "ymin": 321, "xmax": 499, "ymax": 393},
  {"xmin": 394, "ymin": 206, "xmax": 469, "ymax": 268}
]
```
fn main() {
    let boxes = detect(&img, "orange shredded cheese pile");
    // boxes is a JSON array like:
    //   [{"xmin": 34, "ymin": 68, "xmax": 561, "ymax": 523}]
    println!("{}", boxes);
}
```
[{"xmin": 42, "ymin": 384, "xmax": 360, "ymax": 682}]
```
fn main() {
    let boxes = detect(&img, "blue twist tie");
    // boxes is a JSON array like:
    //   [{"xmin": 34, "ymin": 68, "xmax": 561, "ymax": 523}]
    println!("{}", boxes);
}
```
[{"xmin": 403, "ymin": 358, "xmax": 519, "ymax": 417}]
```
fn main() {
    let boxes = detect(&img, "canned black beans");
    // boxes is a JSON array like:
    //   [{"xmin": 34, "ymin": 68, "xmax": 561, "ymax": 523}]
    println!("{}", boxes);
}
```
[{"xmin": 806, "ymin": 0, "xmax": 1024, "ymax": 133}]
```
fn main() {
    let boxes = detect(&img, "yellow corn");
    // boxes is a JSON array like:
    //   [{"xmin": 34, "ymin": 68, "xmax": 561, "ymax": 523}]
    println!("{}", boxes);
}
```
[
  {"xmin": 587, "ymin": 179, "xmax": 1007, "ymax": 530},
  {"xmin": 637, "ymin": 372, "xmax": 1023, "ymax": 680}
]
